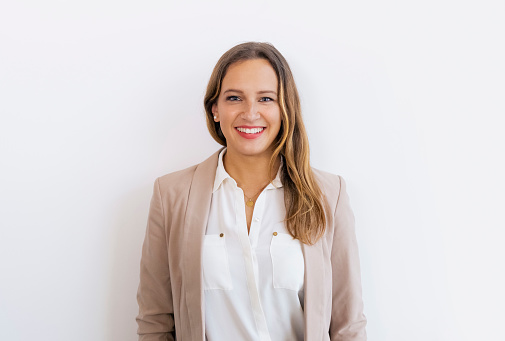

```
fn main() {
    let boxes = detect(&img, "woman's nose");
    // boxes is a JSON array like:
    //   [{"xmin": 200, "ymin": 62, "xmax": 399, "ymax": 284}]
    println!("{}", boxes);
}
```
[{"xmin": 242, "ymin": 101, "xmax": 260, "ymax": 120}]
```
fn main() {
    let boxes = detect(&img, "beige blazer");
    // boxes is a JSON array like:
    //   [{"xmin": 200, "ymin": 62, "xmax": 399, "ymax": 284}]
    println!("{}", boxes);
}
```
[{"xmin": 136, "ymin": 149, "xmax": 367, "ymax": 341}]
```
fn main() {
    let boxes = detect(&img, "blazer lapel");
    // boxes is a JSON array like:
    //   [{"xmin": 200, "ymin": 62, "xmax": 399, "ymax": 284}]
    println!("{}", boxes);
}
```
[
  {"xmin": 302, "ymin": 239, "xmax": 326, "ymax": 340},
  {"xmin": 182, "ymin": 148, "xmax": 223, "ymax": 341}
]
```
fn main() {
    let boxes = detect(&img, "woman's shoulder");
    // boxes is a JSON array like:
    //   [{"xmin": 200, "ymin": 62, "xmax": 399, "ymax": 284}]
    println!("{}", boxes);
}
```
[
  {"xmin": 312, "ymin": 168, "xmax": 348, "ymax": 210},
  {"xmin": 157, "ymin": 164, "xmax": 199, "ymax": 188},
  {"xmin": 155, "ymin": 149, "xmax": 222, "ymax": 194},
  {"xmin": 151, "ymin": 165, "xmax": 199, "ymax": 203},
  {"xmin": 312, "ymin": 168, "xmax": 343, "ymax": 192}
]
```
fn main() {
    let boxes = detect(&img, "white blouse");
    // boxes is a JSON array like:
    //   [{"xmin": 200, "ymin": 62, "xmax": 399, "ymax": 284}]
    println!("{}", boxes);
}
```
[{"xmin": 203, "ymin": 148, "xmax": 305, "ymax": 341}]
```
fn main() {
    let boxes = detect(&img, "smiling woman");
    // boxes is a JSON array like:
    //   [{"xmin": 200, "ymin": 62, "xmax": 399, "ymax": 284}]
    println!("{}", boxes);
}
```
[
  {"xmin": 136, "ymin": 42, "xmax": 367, "ymax": 341},
  {"xmin": 212, "ymin": 59, "xmax": 281, "ymax": 161}
]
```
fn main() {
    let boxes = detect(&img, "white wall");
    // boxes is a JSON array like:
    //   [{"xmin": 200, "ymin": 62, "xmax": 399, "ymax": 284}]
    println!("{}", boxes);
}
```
[{"xmin": 1, "ymin": 1, "xmax": 504, "ymax": 340}]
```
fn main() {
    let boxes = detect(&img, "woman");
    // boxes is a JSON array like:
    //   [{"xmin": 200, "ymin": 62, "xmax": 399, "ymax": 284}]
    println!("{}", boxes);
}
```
[{"xmin": 136, "ymin": 42, "xmax": 367, "ymax": 341}]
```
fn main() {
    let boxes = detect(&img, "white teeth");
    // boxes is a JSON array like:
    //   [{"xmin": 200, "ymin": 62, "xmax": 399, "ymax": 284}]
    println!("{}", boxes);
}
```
[{"xmin": 237, "ymin": 127, "xmax": 264, "ymax": 134}]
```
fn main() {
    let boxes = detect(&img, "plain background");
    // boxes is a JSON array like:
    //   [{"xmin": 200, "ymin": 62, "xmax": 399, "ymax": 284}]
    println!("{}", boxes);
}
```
[{"xmin": 1, "ymin": 1, "xmax": 504, "ymax": 340}]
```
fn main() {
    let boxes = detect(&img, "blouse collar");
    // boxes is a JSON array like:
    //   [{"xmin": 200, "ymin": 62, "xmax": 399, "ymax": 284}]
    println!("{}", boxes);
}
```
[{"xmin": 212, "ymin": 148, "xmax": 283, "ymax": 193}]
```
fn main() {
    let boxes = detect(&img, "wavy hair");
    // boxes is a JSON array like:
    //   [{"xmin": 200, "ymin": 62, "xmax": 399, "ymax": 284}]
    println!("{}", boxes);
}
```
[{"xmin": 204, "ymin": 42, "xmax": 327, "ymax": 245}]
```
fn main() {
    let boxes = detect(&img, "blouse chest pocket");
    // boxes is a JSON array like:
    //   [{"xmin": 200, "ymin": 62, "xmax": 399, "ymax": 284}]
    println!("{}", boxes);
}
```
[
  {"xmin": 270, "ymin": 232, "xmax": 305, "ymax": 291},
  {"xmin": 202, "ymin": 234, "xmax": 233, "ymax": 290}
]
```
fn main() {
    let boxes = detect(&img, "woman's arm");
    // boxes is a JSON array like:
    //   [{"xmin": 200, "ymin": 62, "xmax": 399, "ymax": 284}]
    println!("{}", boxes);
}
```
[
  {"xmin": 329, "ymin": 176, "xmax": 367, "ymax": 340},
  {"xmin": 136, "ymin": 178, "xmax": 175, "ymax": 341}
]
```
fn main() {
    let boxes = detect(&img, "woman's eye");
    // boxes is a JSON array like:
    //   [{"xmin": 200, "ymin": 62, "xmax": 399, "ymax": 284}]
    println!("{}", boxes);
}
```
[
  {"xmin": 259, "ymin": 97, "xmax": 274, "ymax": 102},
  {"xmin": 226, "ymin": 96, "xmax": 240, "ymax": 101}
]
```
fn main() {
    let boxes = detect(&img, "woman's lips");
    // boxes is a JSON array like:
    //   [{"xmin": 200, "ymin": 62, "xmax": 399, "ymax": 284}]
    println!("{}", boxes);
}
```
[{"xmin": 235, "ymin": 126, "xmax": 266, "ymax": 139}]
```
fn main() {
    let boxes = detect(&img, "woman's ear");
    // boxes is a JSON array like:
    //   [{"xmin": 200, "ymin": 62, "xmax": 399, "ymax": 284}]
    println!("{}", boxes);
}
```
[{"xmin": 212, "ymin": 103, "xmax": 219, "ymax": 121}]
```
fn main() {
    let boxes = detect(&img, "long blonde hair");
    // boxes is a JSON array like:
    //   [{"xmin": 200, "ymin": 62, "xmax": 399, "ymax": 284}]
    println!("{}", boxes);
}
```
[{"xmin": 204, "ymin": 42, "xmax": 327, "ymax": 245}]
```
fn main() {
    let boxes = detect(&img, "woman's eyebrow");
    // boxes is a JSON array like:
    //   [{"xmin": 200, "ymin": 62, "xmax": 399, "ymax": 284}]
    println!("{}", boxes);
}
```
[
  {"xmin": 223, "ymin": 89, "xmax": 277, "ymax": 95},
  {"xmin": 223, "ymin": 89, "xmax": 243, "ymax": 94},
  {"xmin": 258, "ymin": 90, "xmax": 277, "ymax": 95}
]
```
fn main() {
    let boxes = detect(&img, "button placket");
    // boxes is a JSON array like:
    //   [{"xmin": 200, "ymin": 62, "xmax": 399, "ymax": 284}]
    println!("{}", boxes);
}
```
[
  {"xmin": 249, "ymin": 190, "xmax": 266, "ymax": 248},
  {"xmin": 234, "ymin": 184, "xmax": 271, "ymax": 341}
]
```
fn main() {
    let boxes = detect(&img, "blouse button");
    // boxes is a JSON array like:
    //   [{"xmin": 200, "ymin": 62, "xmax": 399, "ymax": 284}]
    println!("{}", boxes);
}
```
[
  {"xmin": 273, "ymin": 232, "xmax": 278, "ymax": 236},
  {"xmin": 219, "ymin": 233, "xmax": 224, "ymax": 237}
]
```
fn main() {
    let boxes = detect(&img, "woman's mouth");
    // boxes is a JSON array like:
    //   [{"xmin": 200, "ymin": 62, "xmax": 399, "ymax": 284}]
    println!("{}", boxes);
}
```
[{"xmin": 235, "ymin": 127, "xmax": 266, "ymax": 139}]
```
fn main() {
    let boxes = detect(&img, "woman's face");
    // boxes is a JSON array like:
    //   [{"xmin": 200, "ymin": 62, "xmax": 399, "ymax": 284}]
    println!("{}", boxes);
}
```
[{"xmin": 212, "ymin": 58, "xmax": 281, "ymax": 160}]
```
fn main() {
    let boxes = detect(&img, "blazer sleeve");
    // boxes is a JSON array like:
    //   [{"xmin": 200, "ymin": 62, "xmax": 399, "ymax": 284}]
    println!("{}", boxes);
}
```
[
  {"xmin": 329, "ymin": 176, "xmax": 367, "ymax": 341},
  {"xmin": 136, "ymin": 178, "xmax": 176, "ymax": 341}
]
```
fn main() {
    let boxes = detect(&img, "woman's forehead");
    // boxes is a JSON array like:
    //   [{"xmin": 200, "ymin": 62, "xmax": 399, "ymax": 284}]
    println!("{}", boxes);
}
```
[{"xmin": 221, "ymin": 59, "xmax": 278, "ymax": 91}]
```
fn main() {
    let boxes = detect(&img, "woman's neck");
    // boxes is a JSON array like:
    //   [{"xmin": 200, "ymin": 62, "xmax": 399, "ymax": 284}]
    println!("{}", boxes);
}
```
[{"xmin": 223, "ymin": 149, "xmax": 280, "ymax": 191}]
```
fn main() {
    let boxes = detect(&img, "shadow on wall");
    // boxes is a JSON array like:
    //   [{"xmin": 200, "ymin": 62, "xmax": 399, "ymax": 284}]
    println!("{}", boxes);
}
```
[{"xmin": 106, "ymin": 184, "xmax": 153, "ymax": 341}]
